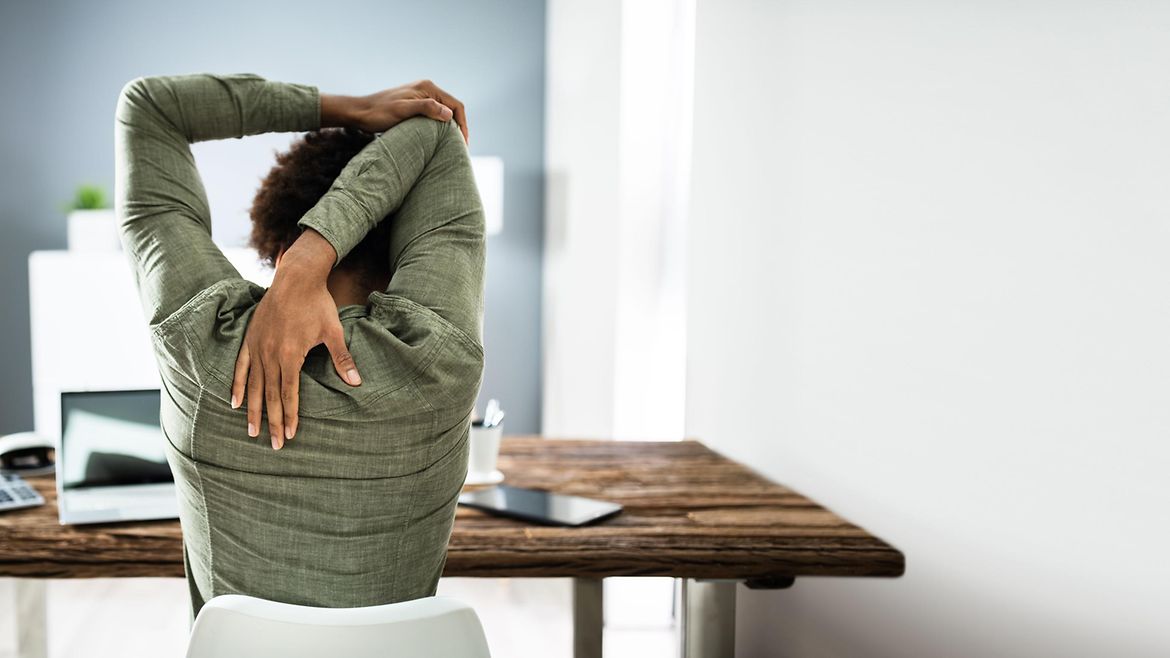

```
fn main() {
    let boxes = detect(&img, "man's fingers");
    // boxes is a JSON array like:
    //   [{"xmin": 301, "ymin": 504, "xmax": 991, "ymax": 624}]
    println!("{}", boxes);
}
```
[
  {"xmin": 407, "ymin": 98, "xmax": 453, "ymax": 122},
  {"xmin": 453, "ymin": 103, "xmax": 469, "ymax": 144},
  {"xmin": 420, "ymin": 80, "xmax": 468, "ymax": 143},
  {"xmin": 280, "ymin": 354, "xmax": 302, "ymax": 441},
  {"xmin": 246, "ymin": 359, "xmax": 263, "ymax": 438},
  {"xmin": 230, "ymin": 342, "xmax": 250, "ymax": 409},
  {"xmin": 264, "ymin": 364, "xmax": 284, "ymax": 450},
  {"xmin": 323, "ymin": 326, "xmax": 362, "ymax": 386}
]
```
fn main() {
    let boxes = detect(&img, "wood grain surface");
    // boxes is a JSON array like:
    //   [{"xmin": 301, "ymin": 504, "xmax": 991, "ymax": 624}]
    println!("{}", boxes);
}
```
[{"xmin": 0, "ymin": 438, "xmax": 904, "ymax": 581}]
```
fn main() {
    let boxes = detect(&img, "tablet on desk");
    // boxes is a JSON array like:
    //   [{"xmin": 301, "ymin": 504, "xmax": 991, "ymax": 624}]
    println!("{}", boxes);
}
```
[{"xmin": 458, "ymin": 485, "xmax": 622, "ymax": 527}]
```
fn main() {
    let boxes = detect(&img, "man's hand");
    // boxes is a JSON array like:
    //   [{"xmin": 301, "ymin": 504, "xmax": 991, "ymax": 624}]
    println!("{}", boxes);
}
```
[
  {"xmin": 321, "ymin": 79, "xmax": 469, "ymax": 144},
  {"xmin": 229, "ymin": 229, "xmax": 361, "ymax": 450},
  {"xmin": 238, "ymin": 78, "xmax": 468, "ymax": 449}
]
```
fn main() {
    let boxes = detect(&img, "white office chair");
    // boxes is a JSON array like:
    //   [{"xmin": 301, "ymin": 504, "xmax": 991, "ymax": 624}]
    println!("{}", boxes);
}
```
[{"xmin": 185, "ymin": 594, "xmax": 491, "ymax": 658}]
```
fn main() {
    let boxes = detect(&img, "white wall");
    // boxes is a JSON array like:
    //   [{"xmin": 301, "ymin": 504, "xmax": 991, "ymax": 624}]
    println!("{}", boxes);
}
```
[{"xmin": 685, "ymin": 1, "xmax": 1170, "ymax": 656}]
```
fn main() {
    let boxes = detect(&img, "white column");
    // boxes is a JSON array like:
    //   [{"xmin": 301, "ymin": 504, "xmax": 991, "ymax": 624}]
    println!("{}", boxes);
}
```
[
  {"xmin": 543, "ymin": 0, "xmax": 694, "ymax": 441},
  {"xmin": 542, "ymin": 0, "xmax": 624, "ymax": 440},
  {"xmin": 611, "ymin": 0, "xmax": 694, "ymax": 441}
]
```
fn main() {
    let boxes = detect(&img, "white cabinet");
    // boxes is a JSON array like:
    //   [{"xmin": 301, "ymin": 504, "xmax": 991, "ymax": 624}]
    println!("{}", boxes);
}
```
[{"xmin": 28, "ymin": 248, "xmax": 272, "ymax": 440}]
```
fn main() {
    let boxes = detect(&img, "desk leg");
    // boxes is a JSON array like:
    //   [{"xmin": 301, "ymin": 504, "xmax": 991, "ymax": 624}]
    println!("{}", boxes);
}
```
[
  {"xmin": 15, "ymin": 578, "xmax": 47, "ymax": 658},
  {"xmin": 573, "ymin": 577, "xmax": 603, "ymax": 658},
  {"xmin": 678, "ymin": 579, "xmax": 736, "ymax": 658}
]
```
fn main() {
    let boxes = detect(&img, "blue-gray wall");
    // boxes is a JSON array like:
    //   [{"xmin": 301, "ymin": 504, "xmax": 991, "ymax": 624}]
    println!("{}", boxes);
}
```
[{"xmin": 0, "ymin": 0, "xmax": 545, "ymax": 435}]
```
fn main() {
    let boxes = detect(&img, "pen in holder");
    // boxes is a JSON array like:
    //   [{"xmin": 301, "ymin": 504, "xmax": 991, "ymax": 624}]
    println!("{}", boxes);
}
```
[{"xmin": 465, "ymin": 399, "xmax": 505, "ymax": 486}]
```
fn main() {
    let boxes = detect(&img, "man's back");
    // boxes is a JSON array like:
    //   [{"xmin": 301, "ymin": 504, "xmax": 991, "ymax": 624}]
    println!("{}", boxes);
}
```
[
  {"xmin": 114, "ymin": 73, "xmax": 485, "ymax": 621},
  {"xmin": 156, "ymin": 277, "xmax": 482, "ymax": 619}
]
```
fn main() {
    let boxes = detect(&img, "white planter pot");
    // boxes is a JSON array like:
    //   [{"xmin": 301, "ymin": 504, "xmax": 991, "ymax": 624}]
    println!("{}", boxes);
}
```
[{"xmin": 67, "ymin": 209, "xmax": 121, "ymax": 252}]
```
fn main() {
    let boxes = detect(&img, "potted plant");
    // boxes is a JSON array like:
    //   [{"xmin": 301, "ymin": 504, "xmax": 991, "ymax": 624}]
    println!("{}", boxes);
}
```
[{"xmin": 61, "ymin": 183, "xmax": 119, "ymax": 252}]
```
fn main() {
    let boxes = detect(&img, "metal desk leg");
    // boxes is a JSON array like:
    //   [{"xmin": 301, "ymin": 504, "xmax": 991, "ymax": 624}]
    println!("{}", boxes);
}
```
[
  {"xmin": 678, "ymin": 578, "xmax": 736, "ymax": 658},
  {"xmin": 15, "ymin": 578, "xmax": 47, "ymax": 658},
  {"xmin": 573, "ymin": 577, "xmax": 603, "ymax": 658}
]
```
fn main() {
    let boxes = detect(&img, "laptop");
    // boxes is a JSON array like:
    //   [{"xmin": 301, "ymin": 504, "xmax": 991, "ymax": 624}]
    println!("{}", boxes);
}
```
[{"xmin": 56, "ymin": 389, "xmax": 178, "ymax": 525}]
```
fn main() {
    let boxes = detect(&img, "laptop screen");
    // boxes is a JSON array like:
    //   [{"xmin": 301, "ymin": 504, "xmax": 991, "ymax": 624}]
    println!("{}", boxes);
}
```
[{"xmin": 60, "ymin": 390, "xmax": 173, "ymax": 490}]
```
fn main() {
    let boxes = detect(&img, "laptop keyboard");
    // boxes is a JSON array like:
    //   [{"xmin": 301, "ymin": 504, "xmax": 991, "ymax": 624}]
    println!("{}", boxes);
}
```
[{"xmin": 0, "ymin": 473, "xmax": 46, "ymax": 512}]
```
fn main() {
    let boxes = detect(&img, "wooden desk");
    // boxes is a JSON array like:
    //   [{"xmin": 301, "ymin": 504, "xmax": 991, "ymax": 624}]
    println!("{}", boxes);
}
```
[{"xmin": 0, "ymin": 437, "xmax": 904, "ymax": 657}]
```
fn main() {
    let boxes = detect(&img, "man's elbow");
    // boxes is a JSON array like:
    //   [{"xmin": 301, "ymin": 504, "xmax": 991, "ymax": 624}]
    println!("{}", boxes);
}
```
[{"xmin": 115, "ymin": 76, "xmax": 160, "ymax": 126}]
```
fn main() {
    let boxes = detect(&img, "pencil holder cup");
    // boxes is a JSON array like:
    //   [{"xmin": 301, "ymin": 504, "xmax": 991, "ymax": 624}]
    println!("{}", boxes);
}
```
[{"xmin": 465, "ymin": 422, "xmax": 504, "ymax": 486}]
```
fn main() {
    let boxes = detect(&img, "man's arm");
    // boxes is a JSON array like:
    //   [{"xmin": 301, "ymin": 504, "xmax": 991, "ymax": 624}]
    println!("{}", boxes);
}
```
[
  {"xmin": 296, "ymin": 115, "xmax": 486, "ymax": 344},
  {"xmin": 227, "ymin": 80, "xmax": 478, "ymax": 448},
  {"xmin": 114, "ymin": 72, "xmax": 322, "ymax": 326}
]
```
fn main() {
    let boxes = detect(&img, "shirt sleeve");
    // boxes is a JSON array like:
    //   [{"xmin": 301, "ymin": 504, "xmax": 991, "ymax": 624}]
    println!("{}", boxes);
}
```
[
  {"xmin": 297, "ymin": 115, "xmax": 486, "ymax": 349},
  {"xmin": 114, "ymin": 72, "xmax": 320, "ymax": 327}
]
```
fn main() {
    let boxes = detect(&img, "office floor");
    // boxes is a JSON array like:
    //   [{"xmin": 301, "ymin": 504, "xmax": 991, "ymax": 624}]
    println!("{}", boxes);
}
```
[{"xmin": 0, "ymin": 577, "xmax": 676, "ymax": 657}]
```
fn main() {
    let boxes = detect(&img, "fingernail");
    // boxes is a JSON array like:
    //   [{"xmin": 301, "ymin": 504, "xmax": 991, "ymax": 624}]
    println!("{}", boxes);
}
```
[
  {"xmin": 248, "ymin": 422, "xmax": 257, "ymax": 437},
  {"xmin": 230, "ymin": 394, "xmax": 238, "ymax": 409},
  {"xmin": 348, "ymin": 368, "xmax": 362, "ymax": 385},
  {"xmin": 285, "ymin": 425, "xmax": 294, "ymax": 440},
  {"xmin": 271, "ymin": 435, "xmax": 280, "ymax": 450}
]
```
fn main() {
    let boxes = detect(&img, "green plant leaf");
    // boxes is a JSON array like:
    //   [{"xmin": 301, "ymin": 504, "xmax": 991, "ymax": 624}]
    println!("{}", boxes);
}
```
[{"xmin": 65, "ymin": 183, "xmax": 111, "ymax": 211}]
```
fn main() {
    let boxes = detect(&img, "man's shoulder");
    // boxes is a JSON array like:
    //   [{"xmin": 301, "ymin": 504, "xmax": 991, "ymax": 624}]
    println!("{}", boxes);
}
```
[
  {"xmin": 150, "ymin": 278, "xmax": 262, "ymax": 389},
  {"xmin": 365, "ymin": 294, "xmax": 485, "ymax": 415}
]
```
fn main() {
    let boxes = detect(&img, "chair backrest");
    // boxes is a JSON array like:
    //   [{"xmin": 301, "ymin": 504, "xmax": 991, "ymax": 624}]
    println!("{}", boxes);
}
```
[{"xmin": 185, "ymin": 594, "xmax": 491, "ymax": 658}]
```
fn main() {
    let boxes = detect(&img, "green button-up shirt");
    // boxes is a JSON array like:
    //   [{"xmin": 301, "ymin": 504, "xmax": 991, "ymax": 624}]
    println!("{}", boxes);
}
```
[{"xmin": 114, "ymin": 72, "xmax": 485, "ymax": 622}]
